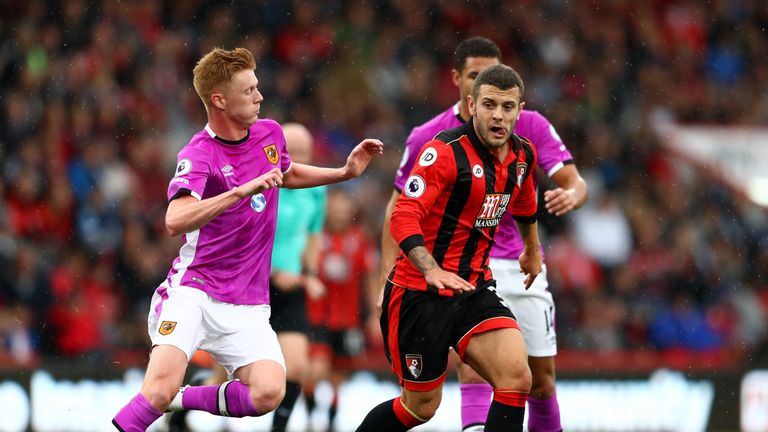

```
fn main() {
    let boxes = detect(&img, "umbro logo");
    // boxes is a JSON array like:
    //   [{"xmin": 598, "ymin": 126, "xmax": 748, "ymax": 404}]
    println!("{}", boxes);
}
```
[{"xmin": 221, "ymin": 165, "xmax": 234, "ymax": 176}]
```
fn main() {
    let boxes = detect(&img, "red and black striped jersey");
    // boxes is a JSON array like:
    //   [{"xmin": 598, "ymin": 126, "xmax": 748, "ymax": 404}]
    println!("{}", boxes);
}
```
[{"xmin": 390, "ymin": 118, "xmax": 538, "ymax": 296}]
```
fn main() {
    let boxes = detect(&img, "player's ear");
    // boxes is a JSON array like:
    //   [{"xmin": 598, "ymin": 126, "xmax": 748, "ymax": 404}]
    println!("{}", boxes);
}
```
[
  {"xmin": 211, "ymin": 92, "xmax": 226, "ymax": 110},
  {"xmin": 451, "ymin": 68, "xmax": 461, "ymax": 87},
  {"xmin": 467, "ymin": 95, "xmax": 476, "ymax": 116}
]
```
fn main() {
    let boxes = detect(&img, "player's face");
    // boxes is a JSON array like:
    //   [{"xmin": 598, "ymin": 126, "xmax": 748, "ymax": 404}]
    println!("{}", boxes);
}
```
[
  {"xmin": 452, "ymin": 56, "xmax": 500, "ymax": 108},
  {"xmin": 469, "ymin": 84, "xmax": 524, "ymax": 150},
  {"xmin": 223, "ymin": 69, "xmax": 263, "ymax": 127}
]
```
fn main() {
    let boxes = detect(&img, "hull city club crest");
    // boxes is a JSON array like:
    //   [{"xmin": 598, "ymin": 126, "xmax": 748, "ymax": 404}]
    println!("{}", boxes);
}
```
[
  {"xmin": 405, "ymin": 354, "xmax": 423, "ymax": 378},
  {"xmin": 263, "ymin": 144, "xmax": 279, "ymax": 164},
  {"xmin": 516, "ymin": 161, "xmax": 528, "ymax": 187},
  {"xmin": 159, "ymin": 321, "xmax": 177, "ymax": 335}
]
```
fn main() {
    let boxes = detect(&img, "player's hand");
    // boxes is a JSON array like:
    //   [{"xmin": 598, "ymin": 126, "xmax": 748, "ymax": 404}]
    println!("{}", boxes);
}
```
[
  {"xmin": 271, "ymin": 270, "xmax": 302, "ymax": 292},
  {"xmin": 424, "ymin": 268, "xmax": 475, "ymax": 294},
  {"xmin": 544, "ymin": 187, "xmax": 577, "ymax": 217},
  {"xmin": 518, "ymin": 248, "xmax": 543, "ymax": 290},
  {"xmin": 342, "ymin": 139, "xmax": 384, "ymax": 179},
  {"xmin": 234, "ymin": 168, "xmax": 283, "ymax": 197},
  {"xmin": 303, "ymin": 275, "xmax": 326, "ymax": 300}
]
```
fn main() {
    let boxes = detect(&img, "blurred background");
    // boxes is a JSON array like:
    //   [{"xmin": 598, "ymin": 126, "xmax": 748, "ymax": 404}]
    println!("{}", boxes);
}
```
[{"xmin": 1, "ymin": 0, "xmax": 767, "ymax": 431}]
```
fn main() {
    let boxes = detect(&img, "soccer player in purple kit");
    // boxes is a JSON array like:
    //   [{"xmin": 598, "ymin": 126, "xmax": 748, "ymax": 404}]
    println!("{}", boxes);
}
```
[
  {"xmin": 379, "ymin": 37, "xmax": 588, "ymax": 432},
  {"xmin": 111, "ymin": 47, "xmax": 383, "ymax": 432}
]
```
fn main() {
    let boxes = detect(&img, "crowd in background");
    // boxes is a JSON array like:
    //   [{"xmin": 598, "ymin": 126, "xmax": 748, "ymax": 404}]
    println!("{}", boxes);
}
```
[{"xmin": 1, "ymin": 0, "xmax": 767, "ymax": 370}]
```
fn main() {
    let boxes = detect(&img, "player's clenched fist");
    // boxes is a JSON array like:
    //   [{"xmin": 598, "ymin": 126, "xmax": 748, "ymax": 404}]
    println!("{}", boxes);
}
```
[{"xmin": 234, "ymin": 168, "xmax": 283, "ymax": 197}]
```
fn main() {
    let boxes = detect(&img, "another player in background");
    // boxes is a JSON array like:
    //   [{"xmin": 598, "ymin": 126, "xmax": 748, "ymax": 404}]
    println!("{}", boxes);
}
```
[
  {"xmin": 269, "ymin": 122, "xmax": 328, "ymax": 432},
  {"xmin": 304, "ymin": 188, "xmax": 379, "ymax": 431},
  {"xmin": 379, "ymin": 37, "xmax": 588, "ymax": 432},
  {"xmin": 111, "ymin": 47, "xmax": 383, "ymax": 432},
  {"xmin": 360, "ymin": 64, "xmax": 541, "ymax": 432}
]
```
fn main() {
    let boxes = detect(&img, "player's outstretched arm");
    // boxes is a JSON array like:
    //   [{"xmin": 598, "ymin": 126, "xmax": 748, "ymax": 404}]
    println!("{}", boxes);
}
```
[
  {"xmin": 283, "ymin": 138, "xmax": 384, "ymax": 189},
  {"xmin": 165, "ymin": 168, "xmax": 283, "ymax": 236},
  {"xmin": 544, "ymin": 164, "xmax": 588, "ymax": 217}
]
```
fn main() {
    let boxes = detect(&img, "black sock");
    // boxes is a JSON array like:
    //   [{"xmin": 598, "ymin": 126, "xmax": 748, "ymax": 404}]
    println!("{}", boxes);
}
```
[
  {"xmin": 355, "ymin": 398, "xmax": 410, "ymax": 432},
  {"xmin": 304, "ymin": 391, "xmax": 316, "ymax": 414},
  {"xmin": 271, "ymin": 381, "xmax": 301, "ymax": 432},
  {"xmin": 485, "ymin": 400, "xmax": 525, "ymax": 432}
]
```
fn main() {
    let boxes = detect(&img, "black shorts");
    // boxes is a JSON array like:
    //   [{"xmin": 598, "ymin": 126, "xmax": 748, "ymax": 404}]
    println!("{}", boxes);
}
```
[
  {"xmin": 269, "ymin": 282, "xmax": 309, "ymax": 334},
  {"xmin": 310, "ymin": 326, "xmax": 365, "ymax": 358},
  {"xmin": 380, "ymin": 280, "xmax": 519, "ymax": 391}
]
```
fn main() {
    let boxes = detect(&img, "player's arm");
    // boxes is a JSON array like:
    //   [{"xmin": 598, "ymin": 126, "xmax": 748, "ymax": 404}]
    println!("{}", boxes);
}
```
[
  {"xmin": 165, "ymin": 167, "xmax": 283, "ymax": 236},
  {"xmin": 544, "ymin": 163, "xmax": 588, "ymax": 216},
  {"xmin": 390, "ymin": 143, "xmax": 473, "ymax": 294},
  {"xmin": 301, "ymin": 232, "xmax": 325, "ymax": 300},
  {"xmin": 515, "ymin": 220, "xmax": 543, "ymax": 289},
  {"xmin": 282, "ymin": 139, "xmax": 383, "ymax": 189}
]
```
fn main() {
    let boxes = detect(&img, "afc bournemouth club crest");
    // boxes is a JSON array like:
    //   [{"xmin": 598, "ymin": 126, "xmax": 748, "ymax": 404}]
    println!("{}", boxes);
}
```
[
  {"xmin": 516, "ymin": 161, "xmax": 528, "ymax": 187},
  {"xmin": 159, "ymin": 321, "xmax": 177, "ymax": 335},
  {"xmin": 405, "ymin": 354, "xmax": 423, "ymax": 379},
  {"xmin": 263, "ymin": 144, "xmax": 279, "ymax": 165}
]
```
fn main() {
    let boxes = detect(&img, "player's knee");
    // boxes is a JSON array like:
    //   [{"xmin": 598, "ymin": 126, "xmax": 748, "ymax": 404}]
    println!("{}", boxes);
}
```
[
  {"xmin": 530, "ymin": 373, "xmax": 556, "ymax": 399},
  {"xmin": 408, "ymin": 400, "xmax": 439, "ymax": 422},
  {"xmin": 141, "ymin": 385, "xmax": 176, "ymax": 411},
  {"xmin": 250, "ymin": 382, "xmax": 285, "ymax": 413},
  {"xmin": 498, "ymin": 362, "xmax": 532, "ymax": 392}
]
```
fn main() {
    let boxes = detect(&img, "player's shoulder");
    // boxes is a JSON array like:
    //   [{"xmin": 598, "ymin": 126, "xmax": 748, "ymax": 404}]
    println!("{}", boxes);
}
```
[
  {"xmin": 512, "ymin": 133, "xmax": 537, "ymax": 160},
  {"xmin": 180, "ymin": 128, "xmax": 216, "ymax": 155},
  {"xmin": 408, "ymin": 105, "xmax": 461, "ymax": 146},
  {"xmin": 250, "ymin": 118, "xmax": 283, "ymax": 137}
]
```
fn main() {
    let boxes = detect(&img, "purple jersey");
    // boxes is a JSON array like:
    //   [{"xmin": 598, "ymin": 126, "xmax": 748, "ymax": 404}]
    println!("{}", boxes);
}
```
[
  {"xmin": 394, "ymin": 103, "xmax": 573, "ymax": 259},
  {"xmin": 164, "ymin": 119, "xmax": 292, "ymax": 305}
]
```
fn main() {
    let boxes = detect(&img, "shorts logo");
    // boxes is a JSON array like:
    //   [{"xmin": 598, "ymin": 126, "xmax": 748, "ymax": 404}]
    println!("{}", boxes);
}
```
[
  {"xmin": 404, "ymin": 175, "xmax": 426, "ymax": 198},
  {"xmin": 475, "ymin": 193, "xmax": 511, "ymax": 228},
  {"xmin": 405, "ymin": 354, "xmax": 423, "ymax": 378},
  {"xmin": 159, "ymin": 321, "xmax": 177, "ymax": 335},
  {"xmin": 516, "ymin": 161, "xmax": 528, "ymax": 187},
  {"xmin": 175, "ymin": 158, "xmax": 192, "ymax": 176},
  {"xmin": 418, "ymin": 147, "xmax": 438, "ymax": 167},
  {"xmin": 251, "ymin": 193, "xmax": 266, "ymax": 212},
  {"xmin": 472, "ymin": 164, "xmax": 484, "ymax": 178},
  {"xmin": 264, "ymin": 144, "xmax": 279, "ymax": 164}
]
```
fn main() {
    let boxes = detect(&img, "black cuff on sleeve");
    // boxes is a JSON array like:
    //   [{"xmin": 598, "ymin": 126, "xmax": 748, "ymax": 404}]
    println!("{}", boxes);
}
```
[
  {"xmin": 399, "ymin": 234, "xmax": 425, "ymax": 255},
  {"xmin": 513, "ymin": 214, "xmax": 537, "ymax": 224},
  {"xmin": 169, "ymin": 188, "xmax": 193, "ymax": 202}
]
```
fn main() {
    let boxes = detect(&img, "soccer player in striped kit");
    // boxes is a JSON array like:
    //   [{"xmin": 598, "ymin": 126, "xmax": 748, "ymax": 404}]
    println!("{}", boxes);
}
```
[
  {"xmin": 359, "ymin": 64, "xmax": 541, "ymax": 432},
  {"xmin": 379, "ymin": 37, "xmax": 588, "ymax": 432}
]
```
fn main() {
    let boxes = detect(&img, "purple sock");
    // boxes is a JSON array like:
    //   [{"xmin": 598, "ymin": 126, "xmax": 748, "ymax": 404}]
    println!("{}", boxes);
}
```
[
  {"xmin": 527, "ymin": 392, "xmax": 562, "ymax": 432},
  {"xmin": 112, "ymin": 393, "xmax": 163, "ymax": 432},
  {"xmin": 460, "ymin": 383, "xmax": 492, "ymax": 430},
  {"xmin": 182, "ymin": 380, "xmax": 260, "ymax": 417}
]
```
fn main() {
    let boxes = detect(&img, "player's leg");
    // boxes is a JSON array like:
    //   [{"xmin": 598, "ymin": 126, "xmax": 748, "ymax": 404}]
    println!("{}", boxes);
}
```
[
  {"xmin": 269, "ymin": 282, "xmax": 312, "ymax": 431},
  {"xmin": 527, "ymin": 355, "xmax": 560, "ymax": 432},
  {"xmin": 356, "ymin": 283, "xmax": 452, "ymax": 431},
  {"xmin": 271, "ymin": 330, "xmax": 310, "ymax": 431},
  {"xmin": 170, "ymin": 301, "xmax": 286, "ymax": 418},
  {"xmin": 113, "ymin": 285, "xmax": 203, "ymax": 431},
  {"xmin": 462, "ymin": 328, "xmax": 531, "ymax": 432},
  {"xmin": 356, "ymin": 386, "xmax": 441, "ymax": 432},
  {"xmin": 451, "ymin": 349, "xmax": 492, "ymax": 432},
  {"xmin": 305, "ymin": 333, "xmax": 333, "ymax": 428}
]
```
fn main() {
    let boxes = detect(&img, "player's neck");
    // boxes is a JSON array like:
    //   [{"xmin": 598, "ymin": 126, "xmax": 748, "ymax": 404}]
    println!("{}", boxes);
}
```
[
  {"xmin": 487, "ymin": 145, "xmax": 510, "ymax": 162},
  {"xmin": 207, "ymin": 114, "xmax": 249, "ymax": 141}
]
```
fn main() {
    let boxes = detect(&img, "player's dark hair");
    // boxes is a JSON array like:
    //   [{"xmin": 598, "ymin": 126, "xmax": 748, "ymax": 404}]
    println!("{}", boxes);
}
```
[
  {"xmin": 453, "ymin": 37, "xmax": 502, "ymax": 72},
  {"xmin": 471, "ymin": 64, "xmax": 524, "ymax": 99}
]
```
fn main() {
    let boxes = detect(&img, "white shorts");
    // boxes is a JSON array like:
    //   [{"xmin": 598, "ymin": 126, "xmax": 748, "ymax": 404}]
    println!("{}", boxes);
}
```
[
  {"xmin": 148, "ymin": 283, "xmax": 285, "ymax": 376},
  {"xmin": 489, "ymin": 258, "xmax": 557, "ymax": 357}
]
